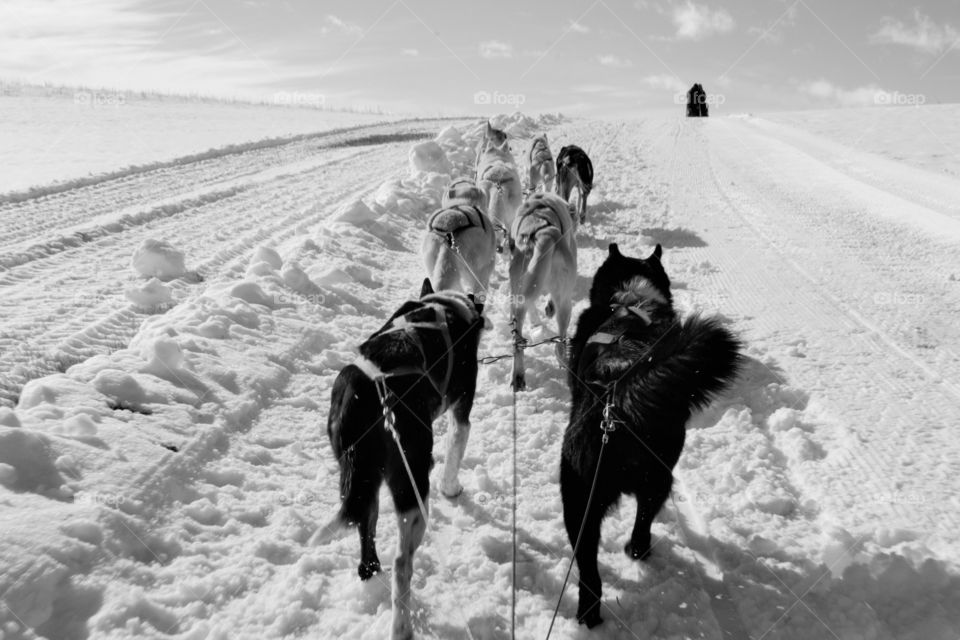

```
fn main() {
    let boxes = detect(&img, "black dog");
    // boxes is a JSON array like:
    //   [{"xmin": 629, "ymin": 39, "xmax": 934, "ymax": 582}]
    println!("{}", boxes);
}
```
[
  {"xmin": 560, "ymin": 243, "xmax": 740, "ymax": 628},
  {"xmin": 322, "ymin": 279, "xmax": 484, "ymax": 640},
  {"xmin": 686, "ymin": 83, "xmax": 709, "ymax": 117},
  {"xmin": 555, "ymin": 144, "xmax": 594, "ymax": 224}
]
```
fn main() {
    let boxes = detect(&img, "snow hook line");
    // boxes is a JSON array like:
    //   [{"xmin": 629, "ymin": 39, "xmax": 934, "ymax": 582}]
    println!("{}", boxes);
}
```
[{"xmin": 477, "ymin": 335, "xmax": 571, "ymax": 365}]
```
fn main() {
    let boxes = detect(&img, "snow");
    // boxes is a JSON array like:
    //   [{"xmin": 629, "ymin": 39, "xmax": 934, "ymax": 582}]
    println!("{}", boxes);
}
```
[
  {"xmin": 130, "ymin": 238, "xmax": 188, "ymax": 280},
  {"xmin": 1, "ymin": 108, "xmax": 959, "ymax": 639},
  {"xmin": 0, "ymin": 90, "xmax": 399, "ymax": 195}
]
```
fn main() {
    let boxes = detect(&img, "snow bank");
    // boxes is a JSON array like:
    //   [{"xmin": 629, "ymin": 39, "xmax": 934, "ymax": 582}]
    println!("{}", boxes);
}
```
[{"xmin": 131, "ymin": 238, "xmax": 188, "ymax": 280}]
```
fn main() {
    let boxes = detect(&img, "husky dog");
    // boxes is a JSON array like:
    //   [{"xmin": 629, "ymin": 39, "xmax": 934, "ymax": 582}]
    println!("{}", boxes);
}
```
[
  {"xmin": 476, "ymin": 123, "xmax": 523, "ymax": 250},
  {"xmin": 508, "ymin": 192, "xmax": 578, "ymax": 390},
  {"xmin": 319, "ymin": 280, "xmax": 485, "ymax": 640},
  {"xmin": 560, "ymin": 244, "xmax": 741, "ymax": 628},
  {"xmin": 442, "ymin": 176, "xmax": 489, "ymax": 211},
  {"xmin": 555, "ymin": 145, "xmax": 594, "ymax": 224},
  {"xmin": 527, "ymin": 133, "xmax": 556, "ymax": 193},
  {"xmin": 475, "ymin": 121, "xmax": 510, "ymax": 166},
  {"xmin": 421, "ymin": 193, "xmax": 497, "ymax": 297}
]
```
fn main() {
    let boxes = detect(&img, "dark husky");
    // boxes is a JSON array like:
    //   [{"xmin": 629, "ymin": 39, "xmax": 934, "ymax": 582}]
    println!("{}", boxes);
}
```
[
  {"xmin": 555, "ymin": 144, "xmax": 594, "ymax": 224},
  {"xmin": 560, "ymin": 243, "xmax": 740, "ymax": 628},
  {"xmin": 319, "ymin": 279, "xmax": 484, "ymax": 640}
]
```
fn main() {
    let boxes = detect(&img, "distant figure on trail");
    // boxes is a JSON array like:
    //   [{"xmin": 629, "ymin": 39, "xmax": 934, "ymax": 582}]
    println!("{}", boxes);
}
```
[{"xmin": 686, "ymin": 83, "xmax": 709, "ymax": 117}]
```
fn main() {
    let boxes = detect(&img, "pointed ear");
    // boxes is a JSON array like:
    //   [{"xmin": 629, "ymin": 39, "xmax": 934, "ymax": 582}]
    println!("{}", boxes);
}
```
[
  {"xmin": 608, "ymin": 243, "xmax": 621, "ymax": 257},
  {"xmin": 650, "ymin": 244, "xmax": 663, "ymax": 261},
  {"xmin": 486, "ymin": 122, "xmax": 493, "ymax": 136},
  {"xmin": 420, "ymin": 278, "xmax": 434, "ymax": 297}
]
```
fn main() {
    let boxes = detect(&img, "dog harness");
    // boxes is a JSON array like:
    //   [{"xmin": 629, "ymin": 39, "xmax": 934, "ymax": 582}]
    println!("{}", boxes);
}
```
[
  {"xmin": 355, "ymin": 293, "xmax": 480, "ymax": 401},
  {"xmin": 586, "ymin": 303, "xmax": 654, "ymax": 345},
  {"xmin": 428, "ymin": 204, "xmax": 488, "ymax": 250}
]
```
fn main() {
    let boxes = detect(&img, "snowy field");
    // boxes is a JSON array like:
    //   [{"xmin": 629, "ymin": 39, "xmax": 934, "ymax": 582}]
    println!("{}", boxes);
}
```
[
  {"xmin": 1, "ymin": 106, "xmax": 959, "ymax": 640},
  {"xmin": 0, "ymin": 90, "xmax": 400, "ymax": 195}
]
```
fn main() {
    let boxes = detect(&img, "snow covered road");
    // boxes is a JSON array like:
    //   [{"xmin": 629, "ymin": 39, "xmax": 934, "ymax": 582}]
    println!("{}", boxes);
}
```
[{"xmin": 1, "ymin": 112, "xmax": 958, "ymax": 640}]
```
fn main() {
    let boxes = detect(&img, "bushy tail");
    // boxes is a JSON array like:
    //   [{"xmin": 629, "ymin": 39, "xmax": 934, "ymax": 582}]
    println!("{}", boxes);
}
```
[
  {"xmin": 429, "ymin": 209, "xmax": 471, "ymax": 235},
  {"xmin": 632, "ymin": 315, "xmax": 742, "ymax": 411},
  {"xmin": 516, "ymin": 228, "xmax": 560, "ymax": 302},
  {"xmin": 323, "ymin": 365, "xmax": 385, "ymax": 529}
]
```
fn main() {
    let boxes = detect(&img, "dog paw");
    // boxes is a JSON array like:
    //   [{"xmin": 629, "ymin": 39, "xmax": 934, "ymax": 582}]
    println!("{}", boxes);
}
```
[
  {"xmin": 358, "ymin": 559, "xmax": 381, "ymax": 580},
  {"xmin": 577, "ymin": 606, "xmax": 603, "ymax": 628},
  {"xmin": 624, "ymin": 538, "xmax": 653, "ymax": 561},
  {"xmin": 440, "ymin": 481, "xmax": 463, "ymax": 499}
]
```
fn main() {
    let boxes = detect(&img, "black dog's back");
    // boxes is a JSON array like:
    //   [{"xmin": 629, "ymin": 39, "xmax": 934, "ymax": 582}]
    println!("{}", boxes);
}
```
[{"xmin": 557, "ymin": 145, "xmax": 594, "ymax": 192}]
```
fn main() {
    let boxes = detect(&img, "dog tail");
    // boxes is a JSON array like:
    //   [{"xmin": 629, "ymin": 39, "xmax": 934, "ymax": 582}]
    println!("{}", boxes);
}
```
[
  {"xmin": 517, "ymin": 226, "xmax": 561, "ymax": 302},
  {"xmin": 326, "ymin": 365, "xmax": 385, "ymax": 530},
  {"xmin": 641, "ymin": 315, "xmax": 742, "ymax": 411}
]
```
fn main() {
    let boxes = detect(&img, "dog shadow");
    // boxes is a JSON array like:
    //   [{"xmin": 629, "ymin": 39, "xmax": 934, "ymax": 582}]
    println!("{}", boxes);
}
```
[{"xmin": 640, "ymin": 226, "xmax": 707, "ymax": 248}]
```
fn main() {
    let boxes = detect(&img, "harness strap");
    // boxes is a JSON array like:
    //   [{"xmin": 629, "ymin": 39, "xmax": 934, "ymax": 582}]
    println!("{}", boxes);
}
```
[
  {"xmin": 365, "ymin": 305, "xmax": 455, "ymax": 401},
  {"xmin": 427, "ymin": 204, "xmax": 487, "ymax": 235}
]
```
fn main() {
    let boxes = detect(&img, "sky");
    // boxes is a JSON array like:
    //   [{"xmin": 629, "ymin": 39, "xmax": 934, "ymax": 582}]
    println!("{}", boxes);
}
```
[{"xmin": 0, "ymin": 0, "xmax": 958, "ymax": 117}]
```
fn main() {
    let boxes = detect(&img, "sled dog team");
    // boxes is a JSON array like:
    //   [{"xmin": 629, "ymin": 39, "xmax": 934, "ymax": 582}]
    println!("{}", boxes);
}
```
[{"xmin": 319, "ymin": 123, "xmax": 742, "ymax": 639}]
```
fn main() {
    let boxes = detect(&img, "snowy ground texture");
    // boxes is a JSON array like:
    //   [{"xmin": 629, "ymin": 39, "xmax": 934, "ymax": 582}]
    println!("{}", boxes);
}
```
[{"xmin": 1, "ymin": 106, "xmax": 960, "ymax": 640}]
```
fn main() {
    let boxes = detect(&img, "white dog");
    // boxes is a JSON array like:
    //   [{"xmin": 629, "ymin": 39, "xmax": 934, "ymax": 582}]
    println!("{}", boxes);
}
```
[
  {"xmin": 527, "ymin": 133, "xmax": 556, "ymax": 194},
  {"xmin": 476, "ymin": 123, "xmax": 522, "ymax": 253},
  {"xmin": 422, "ymin": 178, "xmax": 497, "ymax": 298},
  {"xmin": 508, "ymin": 192, "xmax": 578, "ymax": 390}
]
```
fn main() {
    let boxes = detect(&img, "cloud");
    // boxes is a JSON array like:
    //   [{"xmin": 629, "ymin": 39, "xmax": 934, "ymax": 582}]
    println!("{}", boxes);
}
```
[
  {"xmin": 642, "ymin": 74, "xmax": 686, "ymax": 92},
  {"xmin": 479, "ymin": 40, "xmax": 513, "ymax": 59},
  {"xmin": 401, "ymin": 48, "xmax": 419, "ymax": 57},
  {"xmin": 322, "ymin": 15, "xmax": 363, "ymax": 37},
  {"xmin": 747, "ymin": 3, "xmax": 797, "ymax": 45},
  {"xmin": 598, "ymin": 54, "xmax": 632, "ymax": 68},
  {"xmin": 673, "ymin": 2, "xmax": 734, "ymax": 40},
  {"xmin": 568, "ymin": 20, "xmax": 590, "ymax": 34},
  {"xmin": 800, "ymin": 79, "xmax": 891, "ymax": 107},
  {"xmin": 871, "ymin": 10, "xmax": 959, "ymax": 55}
]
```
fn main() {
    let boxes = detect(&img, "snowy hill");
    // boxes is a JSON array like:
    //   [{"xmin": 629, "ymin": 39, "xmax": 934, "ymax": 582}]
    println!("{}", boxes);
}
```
[{"xmin": 1, "ymin": 108, "xmax": 959, "ymax": 639}]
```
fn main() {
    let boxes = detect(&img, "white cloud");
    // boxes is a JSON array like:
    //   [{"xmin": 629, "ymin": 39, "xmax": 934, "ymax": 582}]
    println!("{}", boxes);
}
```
[
  {"xmin": 800, "ymin": 79, "xmax": 891, "ymax": 107},
  {"xmin": 479, "ymin": 40, "xmax": 513, "ymax": 59},
  {"xmin": 598, "ymin": 54, "xmax": 632, "ymax": 68},
  {"xmin": 322, "ymin": 15, "xmax": 363, "ymax": 37},
  {"xmin": 642, "ymin": 74, "xmax": 686, "ymax": 92},
  {"xmin": 401, "ymin": 48, "xmax": 419, "ymax": 57},
  {"xmin": 673, "ymin": 2, "xmax": 734, "ymax": 40},
  {"xmin": 871, "ymin": 10, "xmax": 959, "ymax": 55},
  {"xmin": 747, "ymin": 3, "xmax": 797, "ymax": 45},
  {"xmin": 568, "ymin": 20, "xmax": 590, "ymax": 34}
]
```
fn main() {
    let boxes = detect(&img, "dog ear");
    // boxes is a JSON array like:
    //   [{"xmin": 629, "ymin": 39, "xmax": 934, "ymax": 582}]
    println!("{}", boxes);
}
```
[
  {"xmin": 649, "ymin": 244, "xmax": 663, "ymax": 261},
  {"xmin": 420, "ymin": 278, "xmax": 434, "ymax": 297},
  {"xmin": 608, "ymin": 243, "xmax": 621, "ymax": 257}
]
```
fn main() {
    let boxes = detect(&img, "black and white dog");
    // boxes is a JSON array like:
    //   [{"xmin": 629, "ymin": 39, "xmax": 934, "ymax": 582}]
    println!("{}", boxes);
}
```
[
  {"xmin": 560, "ymin": 243, "xmax": 741, "ymax": 628},
  {"xmin": 319, "ymin": 280, "xmax": 484, "ymax": 640},
  {"xmin": 555, "ymin": 145, "xmax": 594, "ymax": 224}
]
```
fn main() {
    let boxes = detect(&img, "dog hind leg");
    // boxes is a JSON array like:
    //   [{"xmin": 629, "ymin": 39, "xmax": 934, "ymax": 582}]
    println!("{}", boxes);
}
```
[{"xmin": 625, "ymin": 468, "xmax": 673, "ymax": 560}]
